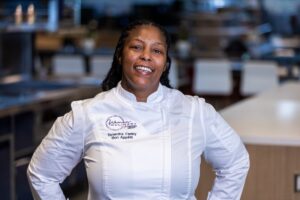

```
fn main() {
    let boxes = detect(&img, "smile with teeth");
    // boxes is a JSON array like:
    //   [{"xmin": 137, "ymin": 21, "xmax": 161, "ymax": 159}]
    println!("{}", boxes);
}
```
[{"xmin": 135, "ymin": 65, "xmax": 153, "ymax": 73}]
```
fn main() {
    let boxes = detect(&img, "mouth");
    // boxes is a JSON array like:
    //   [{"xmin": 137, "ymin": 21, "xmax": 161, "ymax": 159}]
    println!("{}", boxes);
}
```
[{"xmin": 134, "ymin": 65, "xmax": 153, "ymax": 74}]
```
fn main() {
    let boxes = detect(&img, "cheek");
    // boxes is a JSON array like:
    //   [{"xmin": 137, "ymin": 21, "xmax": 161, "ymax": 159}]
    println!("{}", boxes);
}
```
[
  {"xmin": 122, "ymin": 52, "xmax": 137, "ymax": 67},
  {"xmin": 156, "ymin": 58, "xmax": 167, "ymax": 73}
]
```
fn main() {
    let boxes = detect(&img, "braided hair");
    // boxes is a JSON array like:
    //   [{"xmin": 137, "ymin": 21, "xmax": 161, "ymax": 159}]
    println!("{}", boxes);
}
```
[{"xmin": 101, "ymin": 19, "xmax": 172, "ymax": 91}]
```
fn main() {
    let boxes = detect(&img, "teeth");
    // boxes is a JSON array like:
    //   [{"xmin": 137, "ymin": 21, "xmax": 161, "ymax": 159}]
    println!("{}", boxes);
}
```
[{"xmin": 135, "ymin": 66, "xmax": 152, "ymax": 73}]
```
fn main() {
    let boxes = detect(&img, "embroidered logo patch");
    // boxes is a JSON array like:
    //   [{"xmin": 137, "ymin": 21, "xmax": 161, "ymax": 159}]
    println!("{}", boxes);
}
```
[{"xmin": 105, "ymin": 115, "xmax": 137, "ymax": 131}]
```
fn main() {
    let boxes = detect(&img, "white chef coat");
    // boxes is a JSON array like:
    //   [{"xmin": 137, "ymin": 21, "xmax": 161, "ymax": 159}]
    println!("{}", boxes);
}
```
[{"xmin": 27, "ymin": 82, "xmax": 249, "ymax": 200}]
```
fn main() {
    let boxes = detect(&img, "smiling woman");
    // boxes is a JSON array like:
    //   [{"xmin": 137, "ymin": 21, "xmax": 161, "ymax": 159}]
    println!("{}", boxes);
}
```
[
  {"xmin": 101, "ymin": 20, "xmax": 172, "ymax": 93},
  {"xmin": 120, "ymin": 24, "xmax": 168, "ymax": 102},
  {"xmin": 27, "ymin": 19, "xmax": 249, "ymax": 200}
]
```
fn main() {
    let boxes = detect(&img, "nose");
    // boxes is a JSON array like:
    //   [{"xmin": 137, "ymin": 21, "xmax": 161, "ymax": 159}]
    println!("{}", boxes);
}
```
[{"xmin": 140, "ymin": 48, "xmax": 151, "ymax": 61}]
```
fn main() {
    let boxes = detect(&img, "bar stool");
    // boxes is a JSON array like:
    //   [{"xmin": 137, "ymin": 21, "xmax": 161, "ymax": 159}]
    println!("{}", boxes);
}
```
[
  {"xmin": 90, "ymin": 55, "xmax": 113, "ymax": 82},
  {"xmin": 52, "ymin": 54, "xmax": 86, "ymax": 76},
  {"xmin": 193, "ymin": 59, "xmax": 233, "ymax": 95},
  {"xmin": 240, "ymin": 60, "xmax": 279, "ymax": 96}
]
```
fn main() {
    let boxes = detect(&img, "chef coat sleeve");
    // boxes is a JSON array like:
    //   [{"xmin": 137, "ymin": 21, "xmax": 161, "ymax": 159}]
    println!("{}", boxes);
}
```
[
  {"xmin": 27, "ymin": 101, "xmax": 85, "ymax": 200},
  {"xmin": 202, "ymin": 103, "xmax": 250, "ymax": 200}
]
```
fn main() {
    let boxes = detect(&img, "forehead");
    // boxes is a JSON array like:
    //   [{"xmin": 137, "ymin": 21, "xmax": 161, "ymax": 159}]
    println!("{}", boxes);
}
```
[{"xmin": 126, "ymin": 25, "xmax": 166, "ymax": 45}]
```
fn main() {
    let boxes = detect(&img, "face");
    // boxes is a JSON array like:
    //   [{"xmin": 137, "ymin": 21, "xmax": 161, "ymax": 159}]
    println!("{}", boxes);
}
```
[{"xmin": 120, "ymin": 25, "xmax": 167, "ymax": 100}]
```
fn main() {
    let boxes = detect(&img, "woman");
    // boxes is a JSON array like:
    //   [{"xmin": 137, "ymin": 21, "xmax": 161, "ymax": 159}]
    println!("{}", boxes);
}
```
[{"xmin": 27, "ymin": 20, "xmax": 249, "ymax": 200}]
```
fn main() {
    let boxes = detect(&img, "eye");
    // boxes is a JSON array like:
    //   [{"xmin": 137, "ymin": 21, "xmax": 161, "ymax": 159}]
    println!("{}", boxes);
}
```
[
  {"xmin": 154, "ymin": 49, "xmax": 161, "ymax": 54},
  {"xmin": 130, "ymin": 45, "xmax": 142, "ymax": 50},
  {"xmin": 153, "ymin": 48, "xmax": 164, "ymax": 55}
]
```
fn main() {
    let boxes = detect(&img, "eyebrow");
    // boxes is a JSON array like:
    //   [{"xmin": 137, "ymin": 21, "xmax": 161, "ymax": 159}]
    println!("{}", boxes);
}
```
[{"xmin": 131, "ymin": 38, "xmax": 165, "ymax": 47}]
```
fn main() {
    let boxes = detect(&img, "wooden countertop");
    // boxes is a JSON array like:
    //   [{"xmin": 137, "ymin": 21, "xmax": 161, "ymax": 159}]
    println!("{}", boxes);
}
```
[{"xmin": 220, "ymin": 81, "xmax": 300, "ymax": 146}]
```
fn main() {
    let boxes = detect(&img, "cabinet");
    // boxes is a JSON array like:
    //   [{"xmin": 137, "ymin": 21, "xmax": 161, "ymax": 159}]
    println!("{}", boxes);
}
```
[
  {"xmin": 0, "ymin": 134, "xmax": 14, "ymax": 200},
  {"xmin": 0, "ymin": 85, "xmax": 100, "ymax": 199}
]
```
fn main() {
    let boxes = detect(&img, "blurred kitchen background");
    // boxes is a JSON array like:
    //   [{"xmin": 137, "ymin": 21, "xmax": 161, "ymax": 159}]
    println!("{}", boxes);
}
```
[{"xmin": 1, "ymin": 0, "xmax": 300, "ymax": 199}]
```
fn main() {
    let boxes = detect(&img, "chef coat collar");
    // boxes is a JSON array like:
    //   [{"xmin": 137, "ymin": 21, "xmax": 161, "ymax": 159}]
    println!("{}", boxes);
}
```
[{"xmin": 116, "ymin": 81, "xmax": 164, "ymax": 104}]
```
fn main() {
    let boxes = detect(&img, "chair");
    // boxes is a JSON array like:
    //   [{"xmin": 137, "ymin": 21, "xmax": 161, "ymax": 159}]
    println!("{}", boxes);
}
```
[
  {"xmin": 192, "ymin": 59, "xmax": 233, "ymax": 95},
  {"xmin": 90, "ymin": 55, "xmax": 113, "ymax": 81},
  {"xmin": 240, "ymin": 60, "xmax": 279, "ymax": 96},
  {"xmin": 52, "ymin": 54, "xmax": 85, "ymax": 76}
]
